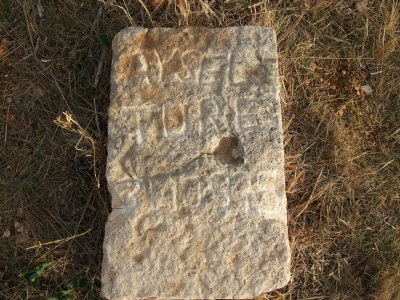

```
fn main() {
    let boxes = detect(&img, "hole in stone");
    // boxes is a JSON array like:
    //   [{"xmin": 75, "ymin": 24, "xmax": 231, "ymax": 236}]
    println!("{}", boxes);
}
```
[{"xmin": 205, "ymin": 135, "xmax": 244, "ymax": 165}]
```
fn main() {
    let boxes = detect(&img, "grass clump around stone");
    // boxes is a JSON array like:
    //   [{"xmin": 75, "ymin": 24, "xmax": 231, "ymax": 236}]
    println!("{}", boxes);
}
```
[{"xmin": 0, "ymin": 0, "xmax": 399, "ymax": 299}]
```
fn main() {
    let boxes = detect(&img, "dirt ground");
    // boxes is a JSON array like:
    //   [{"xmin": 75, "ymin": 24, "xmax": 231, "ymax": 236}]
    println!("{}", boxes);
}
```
[{"xmin": 1, "ymin": 1, "xmax": 399, "ymax": 299}]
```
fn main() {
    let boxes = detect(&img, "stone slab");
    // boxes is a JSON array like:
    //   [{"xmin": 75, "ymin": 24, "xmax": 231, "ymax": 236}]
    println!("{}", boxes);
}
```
[{"xmin": 102, "ymin": 26, "xmax": 290, "ymax": 299}]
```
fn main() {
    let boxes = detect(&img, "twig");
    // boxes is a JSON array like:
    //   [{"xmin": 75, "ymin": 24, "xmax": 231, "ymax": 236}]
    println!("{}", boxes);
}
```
[
  {"xmin": 55, "ymin": 112, "xmax": 100, "ymax": 188},
  {"xmin": 136, "ymin": 0, "xmax": 154, "ymax": 25},
  {"xmin": 93, "ymin": 0, "xmax": 112, "ymax": 30},
  {"xmin": 25, "ymin": 228, "xmax": 92, "ymax": 250},
  {"xmin": 93, "ymin": 47, "xmax": 107, "ymax": 88},
  {"xmin": 92, "ymin": 3, "xmax": 104, "ymax": 29},
  {"xmin": 295, "ymin": 167, "xmax": 324, "ymax": 219},
  {"xmin": 93, "ymin": 98, "xmax": 101, "ymax": 138},
  {"xmin": 4, "ymin": 104, "xmax": 9, "ymax": 144}
]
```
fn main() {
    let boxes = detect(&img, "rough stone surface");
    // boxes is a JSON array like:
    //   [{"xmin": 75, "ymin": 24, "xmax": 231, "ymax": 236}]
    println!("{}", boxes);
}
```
[{"xmin": 102, "ymin": 26, "xmax": 290, "ymax": 299}]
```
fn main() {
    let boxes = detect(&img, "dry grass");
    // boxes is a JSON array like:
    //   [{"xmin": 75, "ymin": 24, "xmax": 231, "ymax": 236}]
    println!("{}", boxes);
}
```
[{"xmin": 1, "ymin": 0, "xmax": 399, "ymax": 299}]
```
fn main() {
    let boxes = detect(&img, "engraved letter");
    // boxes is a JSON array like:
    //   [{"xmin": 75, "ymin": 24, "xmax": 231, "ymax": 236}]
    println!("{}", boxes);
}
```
[
  {"xmin": 234, "ymin": 97, "xmax": 261, "ymax": 133},
  {"xmin": 162, "ymin": 103, "xmax": 189, "ymax": 139}
]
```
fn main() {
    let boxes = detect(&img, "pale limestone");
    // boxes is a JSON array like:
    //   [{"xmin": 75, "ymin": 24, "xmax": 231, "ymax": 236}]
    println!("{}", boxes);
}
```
[{"xmin": 102, "ymin": 26, "xmax": 290, "ymax": 299}]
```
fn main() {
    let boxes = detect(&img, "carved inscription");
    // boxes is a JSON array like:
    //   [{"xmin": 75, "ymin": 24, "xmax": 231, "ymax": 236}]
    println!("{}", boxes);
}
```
[
  {"xmin": 121, "ymin": 45, "xmax": 258, "ymax": 87},
  {"xmin": 112, "ymin": 169, "xmax": 279, "ymax": 214},
  {"xmin": 103, "ymin": 27, "xmax": 290, "ymax": 300},
  {"xmin": 119, "ymin": 94, "xmax": 270, "ymax": 146}
]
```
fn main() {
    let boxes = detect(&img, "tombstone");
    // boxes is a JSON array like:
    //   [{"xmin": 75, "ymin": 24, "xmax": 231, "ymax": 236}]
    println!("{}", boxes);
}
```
[{"xmin": 102, "ymin": 26, "xmax": 290, "ymax": 299}]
